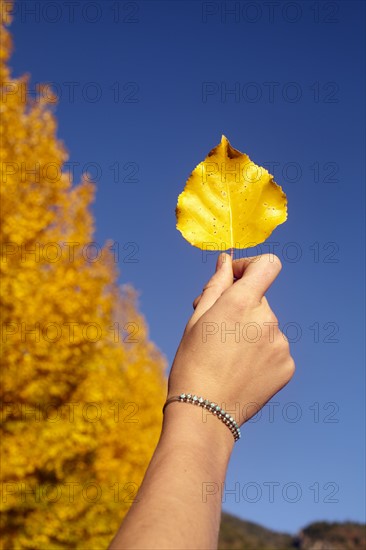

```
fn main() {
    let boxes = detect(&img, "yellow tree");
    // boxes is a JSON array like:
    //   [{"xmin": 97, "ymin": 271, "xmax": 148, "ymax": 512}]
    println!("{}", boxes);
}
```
[{"xmin": 0, "ymin": 1, "xmax": 166, "ymax": 547}]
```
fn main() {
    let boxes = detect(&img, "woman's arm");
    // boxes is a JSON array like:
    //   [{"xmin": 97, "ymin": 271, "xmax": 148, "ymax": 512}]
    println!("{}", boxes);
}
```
[
  {"xmin": 109, "ymin": 403, "xmax": 234, "ymax": 550},
  {"xmin": 109, "ymin": 253, "xmax": 295, "ymax": 549}
]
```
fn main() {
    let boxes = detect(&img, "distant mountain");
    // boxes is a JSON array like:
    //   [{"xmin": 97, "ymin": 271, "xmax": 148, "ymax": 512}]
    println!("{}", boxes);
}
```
[
  {"xmin": 218, "ymin": 512, "xmax": 366, "ymax": 549},
  {"xmin": 296, "ymin": 521, "xmax": 366, "ymax": 550}
]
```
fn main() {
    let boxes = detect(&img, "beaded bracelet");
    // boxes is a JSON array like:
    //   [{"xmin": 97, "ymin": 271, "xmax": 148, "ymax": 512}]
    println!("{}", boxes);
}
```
[{"xmin": 162, "ymin": 393, "xmax": 241, "ymax": 442}]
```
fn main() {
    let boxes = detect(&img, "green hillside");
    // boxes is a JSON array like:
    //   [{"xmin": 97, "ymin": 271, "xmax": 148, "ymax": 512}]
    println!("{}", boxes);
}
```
[{"xmin": 218, "ymin": 512, "xmax": 366, "ymax": 549}]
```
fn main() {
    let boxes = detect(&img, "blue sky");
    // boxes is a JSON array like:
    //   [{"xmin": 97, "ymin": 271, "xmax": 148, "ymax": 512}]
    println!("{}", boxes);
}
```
[{"xmin": 8, "ymin": 0, "xmax": 365, "ymax": 534}]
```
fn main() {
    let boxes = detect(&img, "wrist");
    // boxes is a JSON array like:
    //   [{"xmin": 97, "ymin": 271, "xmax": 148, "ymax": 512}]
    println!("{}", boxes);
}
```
[{"xmin": 160, "ymin": 398, "xmax": 235, "ymax": 466}]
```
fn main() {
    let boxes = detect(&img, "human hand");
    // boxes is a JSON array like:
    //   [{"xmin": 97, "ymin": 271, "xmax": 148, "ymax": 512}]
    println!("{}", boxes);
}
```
[{"xmin": 167, "ymin": 253, "xmax": 295, "ymax": 426}]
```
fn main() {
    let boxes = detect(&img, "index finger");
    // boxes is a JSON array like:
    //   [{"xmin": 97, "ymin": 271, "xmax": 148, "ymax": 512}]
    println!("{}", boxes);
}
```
[{"xmin": 230, "ymin": 254, "xmax": 282, "ymax": 302}]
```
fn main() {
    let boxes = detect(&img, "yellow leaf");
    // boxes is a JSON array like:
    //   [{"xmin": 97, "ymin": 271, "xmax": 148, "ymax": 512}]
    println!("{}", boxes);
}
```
[{"xmin": 176, "ymin": 135, "xmax": 287, "ymax": 250}]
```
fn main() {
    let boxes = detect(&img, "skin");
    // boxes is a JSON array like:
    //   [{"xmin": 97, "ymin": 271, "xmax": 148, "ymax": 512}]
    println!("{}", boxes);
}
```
[{"xmin": 108, "ymin": 253, "xmax": 295, "ymax": 550}]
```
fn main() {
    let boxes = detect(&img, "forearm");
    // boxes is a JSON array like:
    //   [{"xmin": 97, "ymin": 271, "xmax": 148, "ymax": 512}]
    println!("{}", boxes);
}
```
[
  {"xmin": 109, "ymin": 253, "xmax": 296, "ymax": 548},
  {"xmin": 108, "ymin": 401, "xmax": 235, "ymax": 550}
]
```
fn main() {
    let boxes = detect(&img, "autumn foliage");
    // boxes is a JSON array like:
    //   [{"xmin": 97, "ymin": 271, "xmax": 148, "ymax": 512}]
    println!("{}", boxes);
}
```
[{"xmin": 0, "ymin": 1, "xmax": 167, "ymax": 547}]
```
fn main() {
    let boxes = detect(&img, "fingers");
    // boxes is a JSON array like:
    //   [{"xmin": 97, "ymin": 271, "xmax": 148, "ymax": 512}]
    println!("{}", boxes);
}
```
[
  {"xmin": 189, "ymin": 253, "xmax": 282, "ymax": 333},
  {"xmin": 230, "ymin": 254, "xmax": 282, "ymax": 304},
  {"xmin": 187, "ymin": 253, "xmax": 233, "ymax": 330}
]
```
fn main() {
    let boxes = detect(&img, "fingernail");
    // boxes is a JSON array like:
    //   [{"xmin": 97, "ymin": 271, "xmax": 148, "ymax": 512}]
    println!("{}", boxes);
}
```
[{"xmin": 217, "ymin": 253, "xmax": 225, "ymax": 270}]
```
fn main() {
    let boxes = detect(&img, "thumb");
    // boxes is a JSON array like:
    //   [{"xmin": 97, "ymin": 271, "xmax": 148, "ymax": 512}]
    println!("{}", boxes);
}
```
[{"xmin": 186, "ymin": 253, "xmax": 233, "ymax": 331}]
